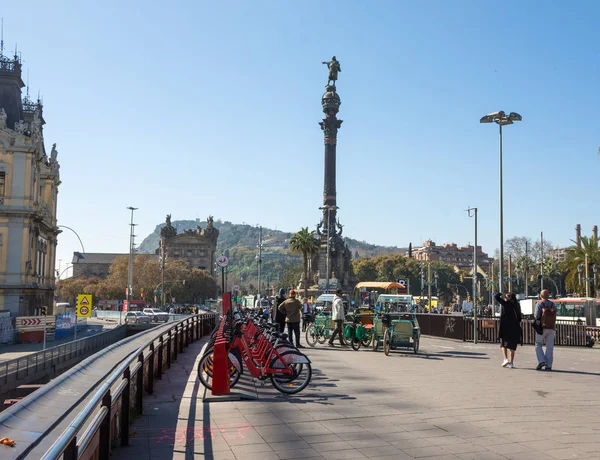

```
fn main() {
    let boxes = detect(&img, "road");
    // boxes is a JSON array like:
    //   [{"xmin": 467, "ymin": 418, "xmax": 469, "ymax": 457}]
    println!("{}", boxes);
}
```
[
  {"xmin": 111, "ymin": 336, "xmax": 600, "ymax": 460},
  {"xmin": 0, "ymin": 318, "xmax": 118, "ymax": 363}
]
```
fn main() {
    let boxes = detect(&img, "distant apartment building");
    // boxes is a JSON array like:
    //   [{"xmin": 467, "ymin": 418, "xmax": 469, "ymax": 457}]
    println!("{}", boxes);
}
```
[
  {"xmin": 412, "ymin": 240, "xmax": 493, "ymax": 269},
  {"xmin": 550, "ymin": 248, "xmax": 567, "ymax": 264}
]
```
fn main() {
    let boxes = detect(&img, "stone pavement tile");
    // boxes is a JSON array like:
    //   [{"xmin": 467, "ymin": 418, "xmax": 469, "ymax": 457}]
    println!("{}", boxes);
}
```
[
  {"xmin": 404, "ymin": 422, "xmax": 436, "ymax": 432},
  {"xmin": 485, "ymin": 443, "xmax": 532, "ymax": 455},
  {"xmin": 307, "ymin": 411, "xmax": 348, "ymax": 421},
  {"xmin": 268, "ymin": 439, "xmax": 311, "ymax": 452},
  {"xmin": 571, "ymin": 442, "xmax": 600, "ymax": 453},
  {"xmin": 499, "ymin": 431, "xmax": 539, "ymax": 443},
  {"xmin": 277, "ymin": 447, "xmax": 324, "ymax": 459},
  {"xmin": 320, "ymin": 448, "xmax": 368, "ymax": 459},
  {"xmin": 338, "ymin": 430, "xmax": 377, "ymax": 441},
  {"xmin": 235, "ymin": 452, "xmax": 280, "ymax": 460},
  {"xmin": 442, "ymin": 442, "xmax": 490, "ymax": 454},
  {"xmin": 471, "ymin": 419, "xmax": 505, "ymax": 428},
  {"xmin": 544, "ymin": 447, "xmax": 588, "ymax": 459},
  {"xmin": 411, "ymin": 429, "xmax": 453, "ymax": 439},
  {"xmin": 243, "ymin": 413, "xmax": 283, "ymax": 426},
  {"xmin": 400, "ymin": 445, "xmax": 449, "ymax": 458},
  {"xmin": 348, "ymin": 438, "xmax": 391, "ymax": 449},
  {"xmin": 503, "ymin": 452, "xmax": 553, "ymax": 460},
  {"xmin": 302, "ymin": 433, "xmax": 343, "ymax": 444},
  {"xmin": 435, "ymin": 422, "xmax": 493, "ymax": 438},
  {"xmin": 519, "ymin": 439, "xmax": 569, "ymax": 451},
  {"xmin": 287, "ymin": 421, "xmax": 331, "ymax": 436},
  {"xmin": 470, "ymin": 435, "xmax": 516, "ymax": 447},
  {"xmin": 457, "ymin": 452, "xmax": 508, "ymax": 460},
  {"xmin": 358, "ymin": 423, "xmax": 406, "ymax": 435},
  {"xmin": 222, "ymin": 427, "xmax": 266, "ymax": 446},
  {"xmin": 390, "ymin": 437, "xmax": 436, "ymax": 449},
  {"xmin": 148, "ymin": 447, "xmax": 187, "ymax": 459},
  {"xmin": 311, "ymin": 440, "xmax": 351, "ymax": 452},
  {"xmin": 320, "ymin": 418, "xmax": 363, "ymax": 428},
  {"xmin": 357, "ymin": 444, "xmax": 404, "ymax": 457},
  {"xmin": 426, "ymin": 436, "xmax": 466, "ymax": 446},
  {"xmin": 231, "ymin": 443, "xmax": 274, "ymax": 454}
]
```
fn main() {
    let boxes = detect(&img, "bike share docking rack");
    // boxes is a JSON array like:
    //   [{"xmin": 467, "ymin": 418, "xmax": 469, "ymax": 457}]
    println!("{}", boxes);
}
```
[{"xmin": 203, "ymin": 292, "xmax": 258, "ymax": 401}]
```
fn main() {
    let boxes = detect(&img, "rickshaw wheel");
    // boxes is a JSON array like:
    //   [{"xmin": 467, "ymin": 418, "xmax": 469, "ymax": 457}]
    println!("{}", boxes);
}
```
[
  {"xmin": 361, "ymin": 332, "xmax": 372, "ymax": 347},
  {"xmin": 372, "ymin": 333, "xmax": 378, "ymax": 351},
  {"xmin": 413, "ymin": 336, "xmax": 419, "ymax": 354},
  {"xmin": 305, "ymin": 326, "xmax": 318, "ymax": 347},
  {"xmin": 351, "ymin": 337, "xmax": 361, "ymax": 351},
  {"xmin": 383, "ymin": 329, "xmax": 391, "ymax": 356}
]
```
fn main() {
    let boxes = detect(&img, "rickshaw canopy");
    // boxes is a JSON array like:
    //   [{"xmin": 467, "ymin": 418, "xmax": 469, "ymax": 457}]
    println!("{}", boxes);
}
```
[{"xmin": 355, "ymin": 282, "xmax": 405, "ymax": 291}]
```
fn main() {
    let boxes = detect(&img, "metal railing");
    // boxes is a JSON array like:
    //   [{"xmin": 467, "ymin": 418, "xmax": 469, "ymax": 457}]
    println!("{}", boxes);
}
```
[
  {"xmin": 0, "ymin": 326, "xmax": 126, "ymax": 391},
  {"xmin": 463, "ymin": 318, "xmax": 588, "ymax": 346},
  {"xmin": 41, "ymin": 313, "xmax": 216, "ymax": 460}
]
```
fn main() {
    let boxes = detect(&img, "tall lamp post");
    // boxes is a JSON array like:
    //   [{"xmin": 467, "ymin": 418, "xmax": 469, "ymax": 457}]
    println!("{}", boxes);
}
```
[
  {"xmin": 480, "ymin": 111, "xmax": 522, "ymax": 293},
  {"xmin": 420, "ymin": 262, "xmax": 438, "ymax": 313},
  {"xmin": 257, "ymin": 225, "xmax": 263, "ymax": 296},
  {"xmin": 466, "ymin": 207, "xmax": 478, "ymax": 342},
  {"xmin": 126, "ymin": 207, "xmax": 138, "ymax": 322}
]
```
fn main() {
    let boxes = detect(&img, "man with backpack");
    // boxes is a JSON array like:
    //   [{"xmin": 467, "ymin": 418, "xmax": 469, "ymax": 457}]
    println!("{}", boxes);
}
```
[{"xmin": 535, "ymin": 289, "xmax": 557, "ymax": 371}]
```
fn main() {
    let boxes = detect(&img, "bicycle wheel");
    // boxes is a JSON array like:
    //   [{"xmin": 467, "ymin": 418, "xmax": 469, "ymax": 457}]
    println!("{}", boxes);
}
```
[
  {"xmin": 198, "ymin": 351, "xmax": 241, "ymax": 390},
  {"xmin": 372, "ymin": 333, "xmax": 379, "ymax": 351},
  {"xmin": 317, "ymin": 329, "xmax": 327, "ymax": 344},
  {"xmin": 270, "ymin": 362, "xmax": 312, "ymax": 394},
  {"xmin": 305, "ymin": 326, "xmax": 318, "ymax": 347},
  {"xmin": 383, "ymin": 329, "xmax": 391, "ymax": 356},
  {"xmin": 413, "ymin": 336, "xmax": 419, "ymax": 354},
  {"xmin": 351, "ymin": 337, "xmax": 361, "ymax": 351}
]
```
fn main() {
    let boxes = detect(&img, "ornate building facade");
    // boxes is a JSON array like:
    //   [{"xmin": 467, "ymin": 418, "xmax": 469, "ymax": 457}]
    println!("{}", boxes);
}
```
[
  {"xmin": 158, "ymin": 215, "xmax": 219, "ymax": 276},
  {"xmin": 0, "ymin": 50, "xmax": 60, "ymax": 315},
  {"xmin": 412, "ymin": 240, "xmax": 492, "ymax": 269}
]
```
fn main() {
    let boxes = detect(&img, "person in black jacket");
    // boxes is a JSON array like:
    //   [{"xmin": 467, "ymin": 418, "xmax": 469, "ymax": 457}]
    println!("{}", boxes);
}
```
[
  {"xmin": 274, "ymin": 288, "xmax": 287, "ymax": 333},
  {"xmin": 494, "ymin": 292, "xmax": 522, "ymax": 369}
]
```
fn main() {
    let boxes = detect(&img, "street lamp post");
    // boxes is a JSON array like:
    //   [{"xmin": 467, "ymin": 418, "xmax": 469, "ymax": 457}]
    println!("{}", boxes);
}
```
[
  {"xmin": 257, "ymin": 225, "xmax": 263, "ymax": 296},
  {"xmin": 421, "ymin": 262, "xmax": 438, "ymax": 313},
  {"xmin": 126, "ymin": 207, "xmax": 138, "ymax": 324},
  {"xmin": 466, "ymin": 206, "xmax": 478, "ymax": 342},
  {"xmin": 480, "ymin": 111, "xmax": 522, "ymax": 293}
]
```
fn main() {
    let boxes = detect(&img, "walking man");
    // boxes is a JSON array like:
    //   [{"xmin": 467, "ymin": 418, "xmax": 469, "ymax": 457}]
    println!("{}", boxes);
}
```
[
  {"xmin": 535, "ymin": 289, "xmax": 557, "ymax": 371},
  {"xmin": 328, "ymin": 289, "xmax": 346, "ymax": 347},
  {"xmin": 278, "ymin": 290, "xmax": 304, "ymax": 348}
]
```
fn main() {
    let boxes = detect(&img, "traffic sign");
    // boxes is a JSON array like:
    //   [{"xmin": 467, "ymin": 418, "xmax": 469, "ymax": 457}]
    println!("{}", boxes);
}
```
[
  {"xmin": 77, "ymin": 294, "xmax": 93, "ymax": 317},
  {"xmin": 396, "ymin": 278, "xmax": 409, "ymax": 294},
  {"xmin": 216, "ymin": 255, "xmax": 229, "ymax": 267},
  {"xmin": 233, "ymin": 284, "xmax": 240, "ymax": 291},
  {"xmin": 22, "ymin": 318, "xmax": 41, "ymax": 326}
]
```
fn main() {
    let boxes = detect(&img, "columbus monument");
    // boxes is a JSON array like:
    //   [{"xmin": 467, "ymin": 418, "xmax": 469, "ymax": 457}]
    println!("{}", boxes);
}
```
[{"xmin": 314, "ymin": 56, "xmax": 355, "ymax": 292}]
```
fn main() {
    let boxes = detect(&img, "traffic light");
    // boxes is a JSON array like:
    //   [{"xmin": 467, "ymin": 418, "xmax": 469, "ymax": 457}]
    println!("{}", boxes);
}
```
[{"xmin": 41, "ymin": 306, "xmax": 48, "ymax": 315}]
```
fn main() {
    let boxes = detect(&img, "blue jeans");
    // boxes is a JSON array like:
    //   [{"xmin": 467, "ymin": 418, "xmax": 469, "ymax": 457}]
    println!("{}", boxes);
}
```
[{"xmin": 535, "ymin": 329, "xmax": 556, "ymax": 368}]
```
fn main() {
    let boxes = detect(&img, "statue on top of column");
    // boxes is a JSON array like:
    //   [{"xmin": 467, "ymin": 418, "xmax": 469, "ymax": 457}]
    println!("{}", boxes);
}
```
[{"xmin": 322, "ymin": 56, "xmax": 341, "ymax": 87}]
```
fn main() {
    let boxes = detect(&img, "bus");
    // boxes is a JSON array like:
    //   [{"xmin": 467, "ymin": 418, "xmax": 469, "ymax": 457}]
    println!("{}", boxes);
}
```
[{"xmin": 520, "ymin": 297, "xmax": 599, "ymax": 326}]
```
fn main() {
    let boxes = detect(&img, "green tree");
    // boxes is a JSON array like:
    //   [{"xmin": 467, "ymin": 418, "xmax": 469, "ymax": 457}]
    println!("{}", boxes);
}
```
[
  {"xmin": 562, "ymin": 236, "xmax": 600, "ymax": 296},
  {"xmin": 289, "ymin": 227, "xmax": 319, "ymax": 299}
]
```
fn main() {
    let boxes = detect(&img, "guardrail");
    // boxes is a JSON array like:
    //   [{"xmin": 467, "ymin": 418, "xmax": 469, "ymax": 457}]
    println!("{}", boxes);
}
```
[
  {"xmin": 41, "ymin": 313, "xmax": 216, "ymax": 459},
  {"xmin": 0, "ymin": 326, "xmax": 127, "ymax": 398}
]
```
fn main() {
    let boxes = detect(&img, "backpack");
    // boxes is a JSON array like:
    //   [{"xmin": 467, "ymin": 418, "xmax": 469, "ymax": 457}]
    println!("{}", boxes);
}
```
[{"xmin": 541, "ymin": 303, "xmax": 557, "ymax": 329}]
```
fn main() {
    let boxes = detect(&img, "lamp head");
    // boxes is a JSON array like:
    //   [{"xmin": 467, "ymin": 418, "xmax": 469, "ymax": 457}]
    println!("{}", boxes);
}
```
[{"xmin": 508, "ymin": 112, "xmax": 522, "ymax": 122}]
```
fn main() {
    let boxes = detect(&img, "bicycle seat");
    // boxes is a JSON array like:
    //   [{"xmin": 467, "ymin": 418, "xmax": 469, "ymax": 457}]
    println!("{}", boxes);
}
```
[{"xmin": 272, "ymin": 332, "xmax": 288, "ymax": 340}]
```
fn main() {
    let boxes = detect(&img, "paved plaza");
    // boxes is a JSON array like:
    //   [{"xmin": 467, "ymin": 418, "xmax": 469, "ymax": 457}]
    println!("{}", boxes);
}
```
[{"xmin": 112, "ymin": 335, "xmax": 600, "ymax": 460}]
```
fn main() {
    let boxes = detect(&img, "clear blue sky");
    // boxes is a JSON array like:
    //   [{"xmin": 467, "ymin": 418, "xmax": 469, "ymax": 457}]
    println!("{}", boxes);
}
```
[{"xmin": 3, "ymin": 1, "xmax": 599, "ymax": 275}]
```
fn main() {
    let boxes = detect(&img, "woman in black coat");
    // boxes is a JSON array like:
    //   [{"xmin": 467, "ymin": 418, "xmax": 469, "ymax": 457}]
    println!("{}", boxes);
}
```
[{"xmin": 494, "ymin": 292, "xmax": 522, "ymax": 368}]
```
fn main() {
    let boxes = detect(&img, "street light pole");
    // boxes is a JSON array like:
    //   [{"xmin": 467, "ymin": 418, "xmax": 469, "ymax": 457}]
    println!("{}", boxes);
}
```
[
  {"xmin": 257, "ymin": 225, "xmax": 262, "ymax": 296},
  {"xmin": 466, "ymin": 206, "xmax": 478, "ymax": 343},
  {"xmin": 126, "ymin": 207, "xmax": 138, "ymax": 324},
  {"xmin": 480, "ymin": 111, "xmax": 522, "ymax": 293}
]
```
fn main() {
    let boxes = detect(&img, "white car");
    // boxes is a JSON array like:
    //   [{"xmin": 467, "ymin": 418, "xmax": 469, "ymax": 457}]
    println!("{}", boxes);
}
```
[
  {"xmin": 125, "ymin": 311, "xmax": 152, "ymax": 324},
  {"xmin": 143, "ymin": 308, "xmax": 170, "ymax": 322}
]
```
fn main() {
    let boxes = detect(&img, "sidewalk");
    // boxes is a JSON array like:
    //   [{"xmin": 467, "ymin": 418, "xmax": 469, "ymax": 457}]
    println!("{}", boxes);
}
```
[{"xmin": 112, "ymin": 337, "xmax": 600, "ymax": 460}]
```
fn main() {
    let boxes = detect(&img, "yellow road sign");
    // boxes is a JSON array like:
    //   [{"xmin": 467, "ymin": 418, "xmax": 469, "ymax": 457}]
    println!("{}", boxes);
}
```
[{"xmin": 77, "ymin": 294, "xmax": 93, "ymax": 317}]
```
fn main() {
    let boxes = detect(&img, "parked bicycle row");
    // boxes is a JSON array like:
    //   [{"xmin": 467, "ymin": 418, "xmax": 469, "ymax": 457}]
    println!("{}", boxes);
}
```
[{"xmin": 197, "ymin": 307, "xmax": 312, "ymax": 395}]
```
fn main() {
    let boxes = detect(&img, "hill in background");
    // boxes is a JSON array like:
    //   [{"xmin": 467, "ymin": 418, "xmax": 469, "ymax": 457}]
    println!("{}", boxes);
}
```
[{"xmin": 138, "ymin": 218, "xmax": 407, "ymax": 288}]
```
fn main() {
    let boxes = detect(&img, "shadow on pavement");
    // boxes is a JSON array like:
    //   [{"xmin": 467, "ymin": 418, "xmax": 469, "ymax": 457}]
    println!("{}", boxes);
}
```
[{"xmin": 523, "ymin": 368, "xmax": 600, "ymax": 377}]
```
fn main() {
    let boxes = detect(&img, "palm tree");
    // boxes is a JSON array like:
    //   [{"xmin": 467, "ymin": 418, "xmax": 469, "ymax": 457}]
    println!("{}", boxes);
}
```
[
  {"xmin": 289, "ymin": 227, "xmax": 319, "ymax": 299},
  {"xmin": 562, "ymin": 236, "xmax": 600, "ymax": 296}
]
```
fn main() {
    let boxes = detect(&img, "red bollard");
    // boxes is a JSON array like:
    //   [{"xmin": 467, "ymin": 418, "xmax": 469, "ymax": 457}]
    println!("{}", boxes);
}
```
[
  {"xmin": 211, "ymin": 338, "xmax": 230, "ymax": 395},
  {"xmin": 222, "ymin": 292, "xmax": 231, "ymax": 316}
]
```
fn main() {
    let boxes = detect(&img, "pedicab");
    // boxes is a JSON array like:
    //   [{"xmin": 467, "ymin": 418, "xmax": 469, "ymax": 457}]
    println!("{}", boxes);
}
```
[
  {"xmin": 344, "ymin": 305, "xmax": 375, "ymax": 350},
  {"xmin": 381, "ymin": 311, "xmax": 420, "ymax": 355}
]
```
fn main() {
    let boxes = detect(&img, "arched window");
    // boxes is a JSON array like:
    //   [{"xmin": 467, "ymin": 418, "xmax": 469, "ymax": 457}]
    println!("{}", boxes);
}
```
[{"xmin": 0, "ymin": 171, "xmax": 5, "ymax": 197}]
